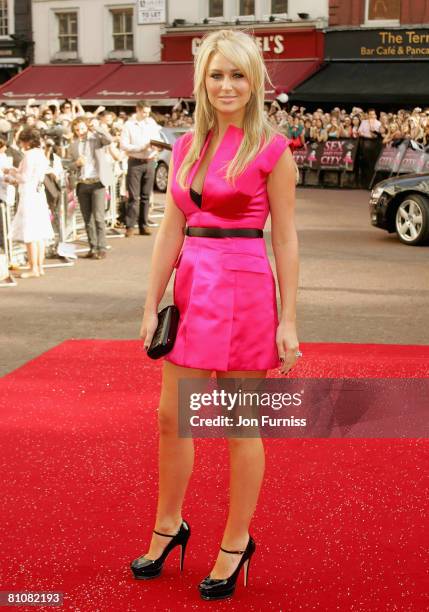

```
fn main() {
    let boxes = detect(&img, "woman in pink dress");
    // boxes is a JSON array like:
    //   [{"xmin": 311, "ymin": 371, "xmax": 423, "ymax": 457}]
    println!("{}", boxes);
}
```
[{"xmin": 132, "ymin": 29, "xmax": 300, "ymax": 600}]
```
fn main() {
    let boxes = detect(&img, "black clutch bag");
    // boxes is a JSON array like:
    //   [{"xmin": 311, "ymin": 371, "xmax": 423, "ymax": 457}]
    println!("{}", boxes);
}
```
[{"xmin": 146, "ymin": 305, "xmax": 180, "ymax": 359}]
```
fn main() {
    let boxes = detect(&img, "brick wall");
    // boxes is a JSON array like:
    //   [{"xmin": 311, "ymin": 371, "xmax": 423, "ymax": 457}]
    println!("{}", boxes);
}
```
[
  {"xmin": 329, "ymin": 0, "xmax": 365, "ymax": 26},
  {"xmin": 401, "ymin": 0, "xmax": 429, "ymax": 23},
  {"xmin": 329, "ymin": 0, "xmax": 429, "ymax": 26}
]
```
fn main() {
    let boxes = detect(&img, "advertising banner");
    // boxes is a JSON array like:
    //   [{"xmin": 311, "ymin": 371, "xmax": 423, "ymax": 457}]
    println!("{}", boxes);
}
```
[
  {"xmin": 375, "ymin": 140, "xmax": 429, "ymax": 175},
  {"xmin": 293, "ymin": 140, "xmax": 358, "ymax": 172}
]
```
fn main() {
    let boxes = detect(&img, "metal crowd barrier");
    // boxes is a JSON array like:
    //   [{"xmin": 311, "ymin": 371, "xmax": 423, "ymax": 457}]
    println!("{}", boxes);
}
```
[{"xmin": 0, "ymin": 165, "xmax": 133, "ymax": 288}]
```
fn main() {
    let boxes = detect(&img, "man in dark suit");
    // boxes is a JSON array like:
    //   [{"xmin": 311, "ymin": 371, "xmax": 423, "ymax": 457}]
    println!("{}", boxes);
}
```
[{"xmin": 68, "ymin": 118, "xmax": 113, "ymax": 259}]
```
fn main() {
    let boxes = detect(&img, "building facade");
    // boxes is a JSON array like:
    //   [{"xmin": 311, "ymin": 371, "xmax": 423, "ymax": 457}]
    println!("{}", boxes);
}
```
[
  {"xmin": 31, "ymin": 0, "xmax": 329, "ymax": 64},
  {"xmin": 290, "ymin": 0, "xmax": 429, "ymax": 106},
  {"xmin": 0, "ymin": 0, "xmax": 33, "ymax": 84},
  {"xmin": 329, "ymin": 0, "xmax": 429, "ymax": 27}
]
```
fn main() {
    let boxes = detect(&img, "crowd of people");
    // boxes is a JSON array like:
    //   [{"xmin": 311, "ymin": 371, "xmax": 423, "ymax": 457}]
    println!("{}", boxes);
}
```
[
  {"xmin": 1, "ymin": 96, "xmax": 427, "ymax": 281},
  {"xmin": 2, "ymin": 98, "xmax": 429, "ymax": 155},
  {"xmin": 265, "ymin": 103, "xmax": 429, "ymax": 147}
]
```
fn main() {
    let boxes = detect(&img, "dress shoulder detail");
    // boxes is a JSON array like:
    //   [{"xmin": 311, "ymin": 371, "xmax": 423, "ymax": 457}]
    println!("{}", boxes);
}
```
[{"xmin": 260, "ymin": 132, "xmax": 292, "ymax": 175}]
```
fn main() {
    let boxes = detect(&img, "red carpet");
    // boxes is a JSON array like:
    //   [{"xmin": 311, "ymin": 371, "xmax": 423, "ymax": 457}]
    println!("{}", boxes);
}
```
[{"xmin": 0, "ymin": 340, "xmax": 428, "ymax": 611}]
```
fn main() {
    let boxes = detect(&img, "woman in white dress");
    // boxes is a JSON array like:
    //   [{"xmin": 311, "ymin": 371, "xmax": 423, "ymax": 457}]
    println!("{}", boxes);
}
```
[{"xmin": 6, "ymin": 128, "xmax": 55, "ymax": 278}]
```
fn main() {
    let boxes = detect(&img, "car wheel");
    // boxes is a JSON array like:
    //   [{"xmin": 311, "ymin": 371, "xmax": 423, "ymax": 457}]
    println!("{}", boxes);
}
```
[
  {"xmin": 395, "ymin": 194, "xmax": 429, "ymax": 245},
  {"xmin": 155, "ymin": 162, "xmax": 168, "ymax": 193}
]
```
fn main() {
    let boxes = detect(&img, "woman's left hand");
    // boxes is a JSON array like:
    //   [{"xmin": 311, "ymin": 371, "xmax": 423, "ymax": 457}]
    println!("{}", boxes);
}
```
[{"xmin": 276, "ymin": 320, "xmax": 301, "ymax": 375}]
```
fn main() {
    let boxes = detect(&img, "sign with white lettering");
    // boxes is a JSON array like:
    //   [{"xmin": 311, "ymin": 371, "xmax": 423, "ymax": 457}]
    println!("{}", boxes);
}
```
[
  {"xmin": 293, "ymin": 140, "xmax": 358, "ymax": 171},
  {"xmin": 162, "ymin": 28, "xmax": 324, "ymax": 62}
]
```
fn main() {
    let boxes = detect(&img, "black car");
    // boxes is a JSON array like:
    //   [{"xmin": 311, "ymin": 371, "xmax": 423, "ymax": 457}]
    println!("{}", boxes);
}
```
[{"xmin": 369, "ymin": 173, "xmax": 429, "ymax": 245}]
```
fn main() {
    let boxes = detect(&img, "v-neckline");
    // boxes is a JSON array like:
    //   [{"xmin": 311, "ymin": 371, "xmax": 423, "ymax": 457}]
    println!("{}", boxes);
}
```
[{"xmin": 188, "ymin": 123, "xmax": 243, "ymax": 206}]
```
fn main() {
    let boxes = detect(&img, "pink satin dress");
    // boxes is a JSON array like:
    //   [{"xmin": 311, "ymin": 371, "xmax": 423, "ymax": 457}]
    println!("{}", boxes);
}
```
[{"xmin": 164, "ymin": 123, "xmax": 291, "ymax": 372}]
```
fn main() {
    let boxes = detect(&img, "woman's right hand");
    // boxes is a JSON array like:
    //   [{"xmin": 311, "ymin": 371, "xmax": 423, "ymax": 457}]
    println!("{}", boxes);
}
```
[{"xmin": 140, "ymin": 311, "xmax": 159, "ymax": 351}]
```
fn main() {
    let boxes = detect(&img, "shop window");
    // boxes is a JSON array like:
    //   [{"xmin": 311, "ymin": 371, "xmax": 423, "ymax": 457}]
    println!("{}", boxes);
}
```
[
  {"xmin": 209, "ymin": 0, "xmax": 223, "ymax": 18},
  {"xmin": 57, "ymin": 12, "xmax": 78, "ymax": 52},
  {"xmin": 366, "ymin": 0, "xmax": 400, "ymax": 23},
  {"xmin": 111, "ymin": 8, "xmax": 133, "ymax": 52},
  {"xmin": 271, "ymin": 0, "xmax": 288, "ymax": 14}
]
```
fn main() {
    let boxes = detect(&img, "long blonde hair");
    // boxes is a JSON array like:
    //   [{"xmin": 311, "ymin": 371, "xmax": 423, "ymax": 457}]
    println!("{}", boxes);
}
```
[{"xmin": 176, "ymin": 28, "xmax": 281, "ymax": 190}]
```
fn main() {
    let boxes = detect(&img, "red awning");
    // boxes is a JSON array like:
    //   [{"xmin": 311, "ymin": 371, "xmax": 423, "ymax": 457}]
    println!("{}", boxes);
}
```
[
  {"xmin": 0, "ymin": 63, "xmax": 122, "ymax": 104},
  {"xmin": 0, "ymin": 59, "xmax": 322, "ymax": 105},
  {"xmin": 79, "ymin": 60, "xmax": 321, "ymax": 104},
  {"xmin": 264, "ymin": 59, "xmax": 322, "ymax": 96},
  {"xmin": 79, "ymin": 62, "xmax": 195, "ymax": 103}
]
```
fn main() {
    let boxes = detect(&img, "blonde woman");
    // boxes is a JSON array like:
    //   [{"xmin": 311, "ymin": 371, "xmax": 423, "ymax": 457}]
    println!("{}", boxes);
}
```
[
  {"xmin": 383, "ymin": 122, "xmax": 402, "ymax": 145},
  {"xmin": 132, "ymin": 29, "xmax": 300, "ymax": 601}
]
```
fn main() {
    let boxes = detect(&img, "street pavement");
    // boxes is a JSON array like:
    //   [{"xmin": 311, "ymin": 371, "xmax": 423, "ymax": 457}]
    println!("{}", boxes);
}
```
[{"xmin": 1, "ymin": 188, "xmax": 428, "ymax": 377}]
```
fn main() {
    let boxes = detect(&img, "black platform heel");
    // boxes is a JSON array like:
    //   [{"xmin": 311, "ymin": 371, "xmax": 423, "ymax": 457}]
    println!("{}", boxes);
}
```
[
  {"xmin": 198, "ymin": 535, "xmax": 256, "ymax": 600},
  {"xmin": 130, "ymin": 519, "xmax": 190, "ymax": 580}
]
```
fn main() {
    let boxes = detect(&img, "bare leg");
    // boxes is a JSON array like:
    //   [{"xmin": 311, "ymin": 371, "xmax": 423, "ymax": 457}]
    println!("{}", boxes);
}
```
[
  {"xmin": 143, "ymin": 360, "xmax": 212, "ymax": 560},
  {"xmin": 37, "ymin": 240, "xmax": 46, "ymax": 274},
  {"xmin": 207, "ymin": 369, "xmax": 267, "ymax": 579},
  {"xmin": 21, "ymin": 242, "xmax": 40, "ymax": 277}
]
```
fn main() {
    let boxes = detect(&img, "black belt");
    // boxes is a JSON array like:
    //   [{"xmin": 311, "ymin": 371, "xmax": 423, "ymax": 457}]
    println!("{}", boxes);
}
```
[
  {"xmin": 185, "ymin": 226, "xmax": 263, "ymax": 238},
  {"xmin": 129, "ymin": 157, "xmax": 154, "ymax": 163}
]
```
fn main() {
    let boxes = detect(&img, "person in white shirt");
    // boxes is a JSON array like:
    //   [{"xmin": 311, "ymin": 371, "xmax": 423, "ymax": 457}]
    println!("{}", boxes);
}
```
[
  {"xmin": 120, "ymin": 100, "xmax": 162, "ymax": 237},
  {"xmin": 357, "ymin": 109, "xmax": 382, "ymax": 189},
  {"xmin": 358, "ymin": 109, "xmax": 381, "ymax": 139}
]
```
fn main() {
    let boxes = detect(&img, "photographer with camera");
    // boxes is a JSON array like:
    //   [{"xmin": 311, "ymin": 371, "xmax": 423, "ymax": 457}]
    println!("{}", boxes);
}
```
[{"xmin": 68, "ymin": 117, "xmax": 113, "ymax": 260}]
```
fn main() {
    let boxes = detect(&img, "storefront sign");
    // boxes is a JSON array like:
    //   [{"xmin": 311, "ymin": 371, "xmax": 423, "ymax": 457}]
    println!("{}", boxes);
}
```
[
  {"xmin": 162, "ymin": 28, "xmax": 323, "ymax": 62},
  {"xmin": 326, "ymin": 29, "xmax": 429, "ymax": 60}
]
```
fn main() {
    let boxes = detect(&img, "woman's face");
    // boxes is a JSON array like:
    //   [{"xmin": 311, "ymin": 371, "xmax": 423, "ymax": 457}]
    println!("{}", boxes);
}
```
[
  {"xmin": 74, "ymin": 121, "xmax": 88, "ymax": 138},
  {"xmin": 205, "ymin": 52, "xmax": 251, "ymax": 120}
]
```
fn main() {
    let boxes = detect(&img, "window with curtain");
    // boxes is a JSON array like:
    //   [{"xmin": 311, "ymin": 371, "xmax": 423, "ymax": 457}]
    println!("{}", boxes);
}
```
[
  {"xmin": 57, "ymin": 12, "xmax": 78, "ymax": 52},
  {"xmin": 271, "ymin": 0, "xmax": 288, "ymax": 14},
  {"xmin": 0, "ymin": 0, "xmax": 8, "ymax": 36},
  {"xmin": 367, "ymin": 0, "xmax": 400, "ymax": 20},
  {"xmin": 239, "ymin": 0, "xmax": 255, "ymax": 16},
  {"xmin": 111, "ymin": 8, "xmax": 133, "ymax": 52},
  {"xmin": 209, "ymin": 0, "xmax": 223, "ymax": 18}
]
